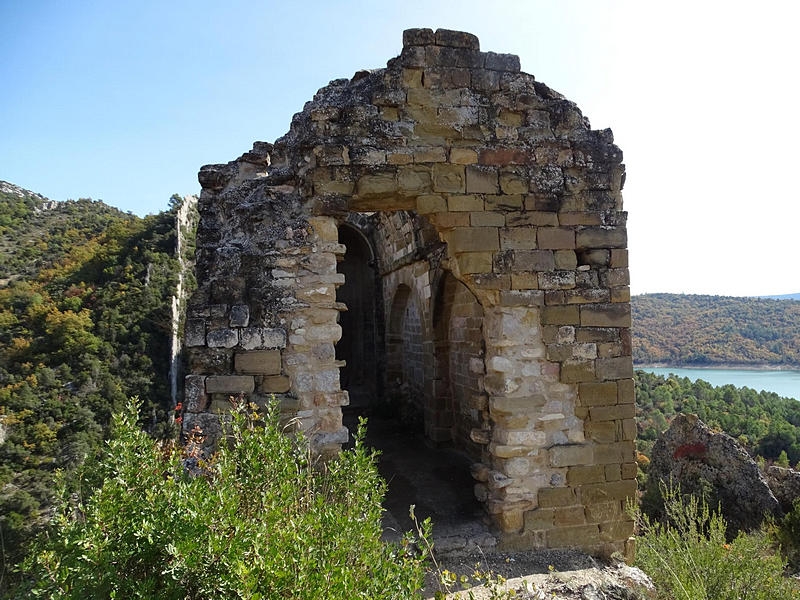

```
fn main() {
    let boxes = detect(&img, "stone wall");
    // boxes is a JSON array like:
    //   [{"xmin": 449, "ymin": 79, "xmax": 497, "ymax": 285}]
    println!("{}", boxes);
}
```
[{"xmin": 183, "ymin": 28, "xmax": 635, "ymax": 557}]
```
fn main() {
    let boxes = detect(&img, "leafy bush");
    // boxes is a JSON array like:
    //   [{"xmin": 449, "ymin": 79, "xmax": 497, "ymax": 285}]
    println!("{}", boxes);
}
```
[
  {"xmin": 16, "ymin": 398, "xmax": 429, "ymax": 599},
  {"xmin": 772, "ymin": 498, "xmax": 800, "ymax": 572},
  {"xmin": 633, "ymin": 484, "xmax": 797, "ymax": 599}
]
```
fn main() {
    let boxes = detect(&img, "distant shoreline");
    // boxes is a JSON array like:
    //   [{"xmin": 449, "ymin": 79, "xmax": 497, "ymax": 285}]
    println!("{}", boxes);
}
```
[{"xmin": 635, "ymin": 363, "xmax": 800, "ymax": 372}]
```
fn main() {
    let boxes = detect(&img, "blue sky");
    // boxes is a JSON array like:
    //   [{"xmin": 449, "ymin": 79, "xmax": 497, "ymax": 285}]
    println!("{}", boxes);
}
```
[{"xmin": 1, "ymin": 1, "xmax": 798, "ymax": 295}]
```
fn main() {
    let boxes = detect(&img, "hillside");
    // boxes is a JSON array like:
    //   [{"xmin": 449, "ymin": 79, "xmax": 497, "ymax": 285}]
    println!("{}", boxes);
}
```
[
  {"xmin": 0, "ymin": 181, "xmax": 135, "ymax": 281},
  {"xmin": 635, "ymin": 370, "xmax": 800, "ymax": 465},
  {"xmin": 0, "ymin": 183, "xmax": 195, "ymax": 578},
  {"xmin": 632, "ymin": 293, "xmax": 800, "ymax": 367}
]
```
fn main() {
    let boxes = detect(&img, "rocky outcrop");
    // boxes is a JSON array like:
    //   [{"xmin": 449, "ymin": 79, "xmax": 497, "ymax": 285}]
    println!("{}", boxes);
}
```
[
  {"xmin": 648, "ymin": 414, "xmax": 782, "ymax": 532},
  {"xmin": 424, "ymin": 550, "xmax": 653, "ymax": 600},
  {"xmin": 766, "ymin": 465, "xmax": 800, "ymax": 513}
]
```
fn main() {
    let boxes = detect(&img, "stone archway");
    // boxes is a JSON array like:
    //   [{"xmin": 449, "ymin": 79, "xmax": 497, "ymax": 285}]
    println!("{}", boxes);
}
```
[
  {"xmin": 385, "ymin": 282, "xmax": 425, "ymax": 428},
  {"xmin": 431, "ymin": 272, "xmax": 486, "ymax": 455},
  {"xmin": 184, "ymin": 28, "xmax": 636, "ymax": 557},
  {"xmin": 336, "ymin": 222, "xmax": 378, "ymax": 412}
]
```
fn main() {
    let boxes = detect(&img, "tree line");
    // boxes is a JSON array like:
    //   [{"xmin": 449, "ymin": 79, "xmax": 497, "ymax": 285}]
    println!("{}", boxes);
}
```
[{"xmin": 632, "ymin": 293, "xmax": 800, "ymax": 366}]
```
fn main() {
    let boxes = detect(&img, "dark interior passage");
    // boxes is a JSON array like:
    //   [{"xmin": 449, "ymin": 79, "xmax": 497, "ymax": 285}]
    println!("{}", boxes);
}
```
[
  {"xmin": 366, "ymin": 417, "xmax": 485, "ymax": 542},
  {"xmin": 336, "ymin": 224, "xmax": 378, "ymax": 411},
  {"xmin": 336, "ymin": 217, "xmax": 488, "ymax": 544}
]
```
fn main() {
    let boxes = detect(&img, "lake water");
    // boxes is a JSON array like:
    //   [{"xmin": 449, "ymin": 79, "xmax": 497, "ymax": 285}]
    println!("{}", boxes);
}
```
[{"xmin": 638, "ymin": 367, "xmax": 800, "ymax": 401}]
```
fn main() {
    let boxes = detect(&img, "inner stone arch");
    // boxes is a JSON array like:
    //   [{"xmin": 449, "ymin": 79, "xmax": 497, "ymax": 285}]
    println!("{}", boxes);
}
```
[
  {"xmin": 335, "ymin": 221, "xmax": 379, "ymax": 413},
  {"xmin": 431, "ymin": 272, "xmax": 486, "ymax": 455},
  {"xmin": 385, "ymin": 282, "xmax": 425, "ymax": 429},
  {"xmin": 334, "ymin": 209, "xmax": 489, "ymax": 541}
]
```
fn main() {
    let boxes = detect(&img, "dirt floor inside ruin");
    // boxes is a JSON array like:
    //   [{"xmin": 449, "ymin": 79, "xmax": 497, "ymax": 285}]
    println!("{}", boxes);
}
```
[{"xmin": 364, "ymin": 417, "xmax": 487, "ymax": 542}]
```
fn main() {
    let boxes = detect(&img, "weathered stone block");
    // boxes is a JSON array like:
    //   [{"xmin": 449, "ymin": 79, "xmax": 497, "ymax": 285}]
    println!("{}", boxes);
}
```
[
  {"xmin": 435, "ymin": 28, "xmax": 480, "ymax": 49},
  {"xmin": 609, "ymin": 248, "xmax": 628, "ymax": 268},
  {"xmin": 450, "ymin": 148, "xmax": 478, "ymax": 164},
  {"xmin": 605, "ymin": 464, "xmax": 622, "ymax": 481},
  {"xmin": 611, "ymin": 286, "xmax": 631, "ymax": 303},
  {"xmin": 585, "ymin": 502, "xmax": 620, "ymax": 524},
  {"xmin": 185, "ymin": 318, "xmax": 206, "ymax": 347},
  {"xmin": 554, "ymin": 506, "xmax": 586, "ymax": 526},
  {"xmin": 589, "ymin": 403, "xmax": 636, "ymax": 422},
  {"xmin": 602, "ymin": 268, "xmax": 630, "ymax": 288},
  {"xmin": 524, "ymin": 508, "xmax": 555, "ymax": 531},
  {"xmin": 416, "ymin": 194, "xmax": 447, "ymax": 214},
  {"xmin": 490, "ymin": 396, "xmax": 547, "ymax": 415},
  {"xmin": 445, "ymin": 227, "xmax": 499, "ymax": 252},
  {"xmin": 229, "ymin": 304, "xmax": 249, "ymax": 327},
  {"xmin": 554, "ymin": 250, "xmax": 577, "ymax": 270},
  {"xmin": 485, "ymin": 51, "xmax": 521, "ymax": 72},
  {"xmin": 550, "ymin": 444, "xmax": 593, "ymax": 467},
  {"xmin": 511, "ymin": 272, "xmax": 538, "ymax": 290},
  {"xmin": 500, "ymin": 290, "xmax": 544, "ymax": 307},
  {"xmin": 207, "ymin": 328, "xmax": 238, "ymax": 348},
  {"xmin": 618, "ymin": 378, "xmax": 635, "ymax": 404},
  {"xmin": 261, "ymin": 375, "xmax": 291, "ymax": 393},
  {"xmin": 538, "ymin": 271, "xmax": 576, "ymax": 290},
  {"xmin": 235, "ymin": 350, "xmax": 281, "ymax": 375},
  {"xmin": 499, "ymin": 172, "xmax": 528, "ymax": 195},
  {"xmin": 585, "ymin": 422, "xmax": 617, "ymax": 443},
  {"xmin": 594, "ymin": 441, "xmax": 635, "ymax": 464},
  {"xmin": 596, "ymin": 356, "xmax": 633, "ymax": 380},
  {"xmin": 356, "ymin": 172, "xmax": 398, "ymax": 196},
  {"xmin": 470, "ymin": 211, "xmax": 504, "ymax": 226},
  {"xmin": 580, "ymin": 304, "xmax": 631, "ymax": 328},
  {"xmin": 576, "ymin": 227, "xmax": 627, "ymax": 249},
  {"xmin": 447, "ymin": 194, "xmax": 483, "ymax": 211},
  {"xmin": 576, "ymin": 327, "xmax": 619, "ymax": 343},
  {"xmin": 512, "ymin": 250, "xmax": 555, "ymax": 271},
  {"xmin": 500, "ymin": 227, "xmax": 537, "ymax": 250},
  {"xmin": 465, "ymin": 165, "xmax": 499, "ymax": 193},
  {"xmin": 497, "ymin": 509, "xmax": 524, "ymax": 533},
  {"xmin": 433, "ymin": 163, "xmax": 466, "ymax": 192},
  {"xmin": 397, "ymin": 166, "xmax": 432, "ymax": 192},
  {"xmin": 538, "ymin": 487, "xmax": 577, "ymax": 508},
  {"xmin": 412, "ymin": 146, "xmax": 447, "ymax": 162},
  {"xmin": 546, "ymin": 524, "xmax": 600, "ymax": 548},
  {"xmin": 403, "ymin": 28, "xmax": 435, "ymax": 47},
  {"xmin": 599, "ymin": 520, "xmax": 634, "ymax": 542},
  {"xmin": 567, "ymin": 465, "xmax": 606, "ymax": 486},
  {"xmin": 430, "ymin": 212, "xmax": 470, "ymax": 228},
  {"xmin": 471, "ymin": 68, "xmax": 500, "ymax": 91},
  {"xmin": 560, "ymin": 359, "xmax": 596, "ymax": 383},
  {"xmin": 457, "ymin": 252, "xmax": 494, "ymax": 274},
  {"xmin": 578, "ymin": 480, "xmax": 636, "ymax": 504},
  {"xmin": 387, "ymin": 150, "xmax": 413, "ymax": 164},
  {"xmin": 184, "ymin": 375, "xmax": 207, "ymax": 413},
  {"xmin": 240, "ymin": 327, "xmax": 286, "ymax": 350},
  {"xmin": 621, "ymin": 463, "xmax": 638, "ymax": 480},
  {"xmin": 579, "ymin": 382, "xmax": 618, "ymax": 406},
  {"xmin": 541, "ymin": 305, "xmax": 579, "ymax": 325},
  {"xmin": 206, "ymin": 375, "xmax": 255, "ymax": 394},
  {"xmin": 538, "ymin": 227, "xmax": 575, "ymax": 249}
]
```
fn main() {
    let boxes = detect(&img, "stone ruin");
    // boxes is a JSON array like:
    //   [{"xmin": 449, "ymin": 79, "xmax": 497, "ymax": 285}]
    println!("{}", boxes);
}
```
[{"xmin": 183, "ymin": 28, "xmax": 636, "ymax": 556}]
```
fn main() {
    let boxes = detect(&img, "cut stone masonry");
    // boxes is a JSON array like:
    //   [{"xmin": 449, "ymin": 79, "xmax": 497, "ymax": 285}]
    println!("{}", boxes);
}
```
[{"xmin": 183, "ymin": 28, "xmax": 635, "ymax": 557}]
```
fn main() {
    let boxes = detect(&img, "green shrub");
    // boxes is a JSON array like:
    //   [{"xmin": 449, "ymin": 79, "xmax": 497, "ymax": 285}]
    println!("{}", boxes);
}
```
[
  {"xmin": 772, "ymin": 498, "xmax": 800, "ymax": 572},
  {"xmin": 633, "ymin": 483, "xmax": 797, "ymax": 600},
  {"xmin": 15, "ymin": 398, "xmax": 429, "ymax": 599}
]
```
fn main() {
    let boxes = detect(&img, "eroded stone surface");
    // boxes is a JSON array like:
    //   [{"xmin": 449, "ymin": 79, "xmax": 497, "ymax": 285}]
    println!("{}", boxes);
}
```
[
  {"xmin": 183, "ymin": 28, "xmax": 634, "ymax": 555},
  {"xmin": 648, "ymin": 414, "xmax": 782, "ymax": 532}
]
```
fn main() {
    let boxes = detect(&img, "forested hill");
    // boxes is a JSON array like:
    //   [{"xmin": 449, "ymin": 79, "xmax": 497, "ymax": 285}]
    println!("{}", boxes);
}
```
[
  {"xmin": 0, "ymin": 181, "xmax": 135, "ymax": 281},
  {"xmin": 0, "ymin": 182, "xmax": 196, "ymax": 575},
  {"xmin": 632, "ymin": 293, "xmax": 800, "ymax": 367}
]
